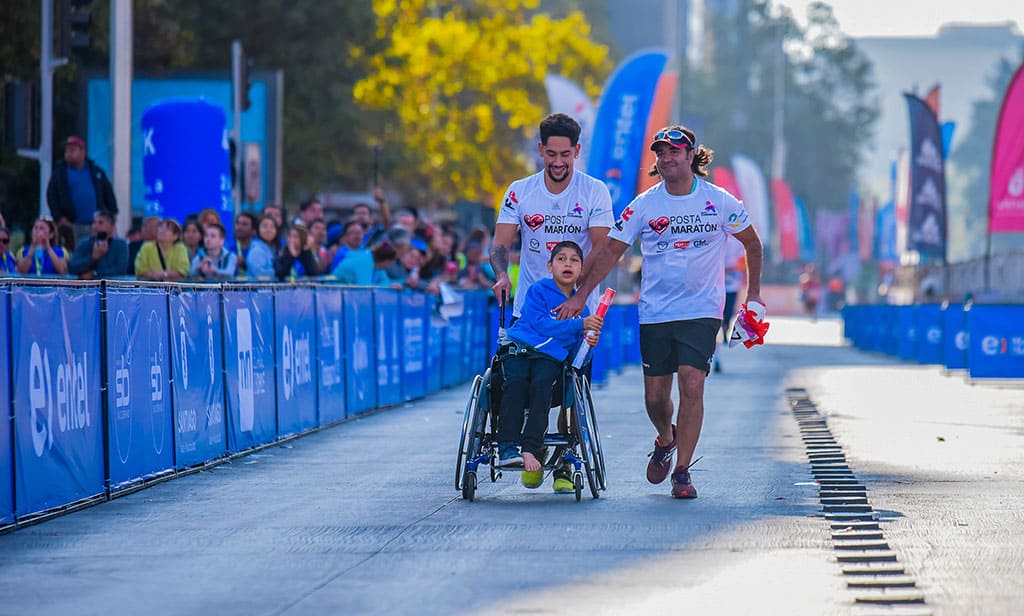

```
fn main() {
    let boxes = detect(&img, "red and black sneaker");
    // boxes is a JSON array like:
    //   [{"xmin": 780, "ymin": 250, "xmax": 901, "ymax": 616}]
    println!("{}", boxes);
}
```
[
  {"xmin": 671, "ymin": 467, "xmax": 698, "ymax": 499},
  {"xmin": 646, "ymin": 425, "xmax": 676, "ymax": 484}
]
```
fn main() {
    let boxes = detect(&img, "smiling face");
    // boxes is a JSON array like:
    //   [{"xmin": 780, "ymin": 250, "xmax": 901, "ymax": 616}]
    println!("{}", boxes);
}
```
[
  {"xmin": 653, "ymin": 143, "xmax": 694, "ymax": 185},
  {"xmin": 547, "ymin": 244, "xmax": 583, "ymax": 287},
  {"xmin": 538, "ymin": 136, "xmax": 579, "ymax": 186},
  {"xmin": 258, "ymin": 218, "xmax": 277, "ymax": 244}
]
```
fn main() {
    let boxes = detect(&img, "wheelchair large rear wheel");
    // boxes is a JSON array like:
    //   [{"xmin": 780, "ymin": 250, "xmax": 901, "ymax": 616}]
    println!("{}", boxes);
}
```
[
  {"xmin": 456, "ymin": 373, "xmax": 486, "ymax": 492},
  {"xmin": 580, "ymin": 374, "xmax": 607, "ymax": 490},
  {"xmin": 572, "ymin": 374, "xmax": 601, "ymax": 499}
]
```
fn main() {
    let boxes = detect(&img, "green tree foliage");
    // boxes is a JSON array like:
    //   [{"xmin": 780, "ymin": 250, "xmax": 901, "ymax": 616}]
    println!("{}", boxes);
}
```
[
  {"xmin": 352, "ymin": 0, "xmax": 611, "ymax": 203},
  {"xmin": 688, "ymin": 1, "xmax": 878, "ymax": 215}
]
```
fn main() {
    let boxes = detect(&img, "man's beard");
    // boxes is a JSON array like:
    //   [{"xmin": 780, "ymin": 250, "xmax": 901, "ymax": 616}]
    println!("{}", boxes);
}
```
[{"xmin": 546, "ymin": 165, "xmax": 570, "ymax": 184}]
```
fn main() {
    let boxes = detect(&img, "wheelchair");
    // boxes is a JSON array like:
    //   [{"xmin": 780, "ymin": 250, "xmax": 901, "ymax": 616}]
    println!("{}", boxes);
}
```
[{"xmin": 455, "ymin": 340, "xmax": 607, "ymax": 502}]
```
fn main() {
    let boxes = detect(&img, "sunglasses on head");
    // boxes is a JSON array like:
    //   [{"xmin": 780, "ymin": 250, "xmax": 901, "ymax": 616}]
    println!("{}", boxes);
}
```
[{"xmin": 653, "ymin": 129, "xmax": 694, "ymax": 148}]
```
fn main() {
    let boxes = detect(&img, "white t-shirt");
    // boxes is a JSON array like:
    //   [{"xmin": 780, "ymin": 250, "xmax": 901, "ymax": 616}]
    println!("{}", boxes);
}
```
[
  {"xmin": 608, "ymin": 178, "xmax": 752, "ymax": 324},
  {"xmin": 497, "ymin": 170, "xmax": 613, "ymax": 317}
]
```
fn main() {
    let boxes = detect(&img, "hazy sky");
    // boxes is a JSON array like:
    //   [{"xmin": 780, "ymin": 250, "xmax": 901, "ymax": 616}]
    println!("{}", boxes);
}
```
[{"xmin": 774, "ymin": 0, "xmax": 1022, "ymax": 37}]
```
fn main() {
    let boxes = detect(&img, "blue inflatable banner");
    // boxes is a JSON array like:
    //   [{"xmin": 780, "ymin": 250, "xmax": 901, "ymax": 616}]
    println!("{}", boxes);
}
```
[
  {"xmin": 1, "ymin": 287, "xmax": 12, "ymax": 524},
  {"xmin": 169, "ymin": 289, "xmax": 227, "ymax": 468},
  {"xmin": 401, "ymin": 292, "xmax": 428, "ymax": 402},
  {"xmin": 967, "ymin": 305, "xmax": 1024, "ymax": 379},
  {"xmin": 315, "ymin": 288, "xmax": 346, "ymax": 424},
  {"xmin": 12, "ymin": 286, "xmax": 104, "ymax": 517},
  {"xmin": 915, "ymin": 304, "xmax": 944, "ymax": 365},
  {"xmin": 275, "ymin": 288, "xmax": 318, "ymax": 435},
  {"xmin": 105, "ymin": 287, "xmax": 175, "ymax": 490},
  {"xmin": 343, "ymin": 288, "xmax": 377, "ymax": 415},
  {"xmin": 374, "ymin": 289, "xmax": 403, "ymax": 407},
  {"xmin": 223, "ymin": 289, "xmax": 278, "ymax": 451},
  {"xmin": 942, "ymin": 303, "xmax": 967, "ymax": 370},
  {"xmin": 588, "ymin": 49, "xmax": 670, "ymax": 217},
  {"xmin": 426, "ymin": 296, "xmax": 444, "ymax": 393},
  {"xmin": 897, "ymin": 305, "xmax": 917, "ymax": 360},
  {"xmin": 141, "ymin": 99, "xmax": 234, "ymax": 243}
]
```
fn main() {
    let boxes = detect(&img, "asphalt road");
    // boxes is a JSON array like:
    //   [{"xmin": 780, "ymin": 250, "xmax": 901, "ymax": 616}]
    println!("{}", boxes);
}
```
[{"xmin": 1, "ymin": 316, "xmax": 1021, "ymax": 616}]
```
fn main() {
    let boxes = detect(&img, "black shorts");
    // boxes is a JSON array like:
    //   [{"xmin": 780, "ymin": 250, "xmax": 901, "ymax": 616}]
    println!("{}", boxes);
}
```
[{"xmin": 639, "ymin": 318, "xmax": 721, "ymax": 377}]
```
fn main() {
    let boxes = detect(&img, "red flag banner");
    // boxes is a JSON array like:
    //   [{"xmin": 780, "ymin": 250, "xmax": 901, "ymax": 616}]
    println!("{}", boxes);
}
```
[
  {"xmin": 989, "ymin": 61, "xmax": 1024, "ymax": 234},
  {"xmin": 712, "ymin": 167, "xmax": 743, "ymax": 201},
  {"xmin": 770, "ymin": 179, "xmax": 800, "ymax": 260}
]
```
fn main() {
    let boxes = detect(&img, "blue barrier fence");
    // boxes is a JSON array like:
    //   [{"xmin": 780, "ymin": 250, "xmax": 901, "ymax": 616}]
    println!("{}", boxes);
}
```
[
  {"xmin": 1, "ymin": 281, "xmax": 643, "ymax": 526},
  {"xmin": 842, "ymin": 302, "xmax": 1024, "ymax": 379}
]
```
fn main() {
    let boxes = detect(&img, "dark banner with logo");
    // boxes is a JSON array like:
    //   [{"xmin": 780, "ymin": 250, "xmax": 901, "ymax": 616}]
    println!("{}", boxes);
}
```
[
  {"xmin": 105, "ymin": 287, "xmax": 175, "ymax": 489},
  {"xmin": 169, "ymin": 289, "xmax": 227, "ymax": 468},
  {"xmin": 1, "ymin": 287, "xmax": 12, "ymax": 524},
  {"xmin": 12, "ymin": 286, "xmax": 104, "ymax": 517},
  {"xmin": 903, "ymin": 93, "xmax": 947, "ymax": 258},
  {"xmin": 223, "ymin": 288, "xmax": 278, "ymax": 451}
]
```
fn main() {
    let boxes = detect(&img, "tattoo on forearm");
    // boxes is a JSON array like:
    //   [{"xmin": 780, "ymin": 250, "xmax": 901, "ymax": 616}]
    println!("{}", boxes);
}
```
[{"xmin": 490, "ymin": 245, "xmax": 509, "ymax": 273}]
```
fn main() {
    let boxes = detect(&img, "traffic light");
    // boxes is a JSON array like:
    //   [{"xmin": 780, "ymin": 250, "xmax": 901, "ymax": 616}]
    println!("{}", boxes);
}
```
[{"xmin": 56, "ymin": 0, "xmax": 94, "ymax": 57}]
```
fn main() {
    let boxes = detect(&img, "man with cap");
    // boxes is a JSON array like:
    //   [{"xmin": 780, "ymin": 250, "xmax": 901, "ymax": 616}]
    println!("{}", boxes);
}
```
[
  {"xmin": 47, "ymin": 136, "xmax": 118, "ymax": 244},
  {"xmin": 556, "ymin": 125, "xmax": 765, "ymax": 499}
]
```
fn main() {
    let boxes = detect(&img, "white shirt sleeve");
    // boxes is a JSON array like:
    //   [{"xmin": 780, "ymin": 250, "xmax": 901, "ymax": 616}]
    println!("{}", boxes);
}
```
[
  {"xmin": 588, "ymin": 181, "xmax": 614, "ymax": 229},
  {"xmin": 721, "ymin": 190, "xmax": 752, "ymax": 235},
  {"xmin": 608, "ymin": 196, "xmax": 644, "ymax": 246},
  {"xmin": 495, "ymin": 182, "xmax": 522, "ymax": 226}
]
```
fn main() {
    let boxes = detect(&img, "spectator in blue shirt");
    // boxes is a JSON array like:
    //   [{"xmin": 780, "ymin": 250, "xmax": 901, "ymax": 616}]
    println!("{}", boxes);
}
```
[{"xmin": 16, "ymin": 217, "xmax": 69, "ymax": 276}]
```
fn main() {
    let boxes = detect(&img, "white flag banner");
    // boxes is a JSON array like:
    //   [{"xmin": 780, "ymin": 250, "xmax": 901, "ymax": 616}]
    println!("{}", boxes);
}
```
[
  {"xmin": 731, "ymin": 154, "xmax": 773, "ymax": 255},
  {"xmin": 544, "ymin": 74, "xmax": 596, "ymax": 172}
]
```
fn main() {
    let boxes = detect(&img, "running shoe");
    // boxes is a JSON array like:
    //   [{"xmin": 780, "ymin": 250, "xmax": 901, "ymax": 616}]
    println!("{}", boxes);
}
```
[
  {"xmin": 521, "ymin": 469, "xmax": 543, "ymax": 489},
  {"xmin": 497, "ymin": 442, "xmax": 523, "ymax": 467},
  {"xmin": 646, "ymin": 425, "xmax": 676, "ymax": 484},
  {"xmin": 670, "ymin": 467, "xmax": 698, "ymax": 499},
  {"xmin": 552, "ymin": 468, "xmax": 574, "ymax": 493}
]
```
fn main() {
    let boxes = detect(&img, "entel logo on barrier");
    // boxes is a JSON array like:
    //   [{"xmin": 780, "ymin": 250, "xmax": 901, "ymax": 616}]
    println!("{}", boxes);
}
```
[
  {"xmin": 29, "ymin": 342, "xmax": 90, "ymax": 458},
  {"xmin": 281, "ymin": 325, "xmax": 312, "ymax": 400},
  {"xmin": 926, "ymin": 327, "xmax": 941, "ymax": 344},
  {"xmin": 981, "ymin": 335, "xmax": 1024, "ymax": 357}
]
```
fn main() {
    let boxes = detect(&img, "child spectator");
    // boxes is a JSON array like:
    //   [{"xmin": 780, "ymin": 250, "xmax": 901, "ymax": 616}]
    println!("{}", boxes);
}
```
[
  {"xmin": 190, "ymin": 221, "xmax": 237, "ymax": 280},
  {"xmin": 245, "ymin": 215, "xmax": 279, "ymax": 280}
]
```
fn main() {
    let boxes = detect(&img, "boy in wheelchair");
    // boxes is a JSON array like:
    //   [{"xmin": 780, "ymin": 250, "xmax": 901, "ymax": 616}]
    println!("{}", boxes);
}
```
[{"xmin": 494, "ymin": 241, "xmax": 603, "ymax": 490}]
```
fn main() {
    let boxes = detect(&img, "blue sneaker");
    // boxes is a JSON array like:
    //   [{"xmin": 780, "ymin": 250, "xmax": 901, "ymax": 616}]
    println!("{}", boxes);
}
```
[{"xmin": 497, "ymin": 442, "xmax": 523, "ymax": 467}]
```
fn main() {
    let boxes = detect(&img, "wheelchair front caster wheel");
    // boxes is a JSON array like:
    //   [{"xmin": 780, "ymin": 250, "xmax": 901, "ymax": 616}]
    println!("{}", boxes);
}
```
[
  {"xmin": 462, "ymin": 471, "xmax": 477, "ymax": 501},
  {"xmin": 573, "ymin": 472, "xmax": 584, "ymax": 502}
]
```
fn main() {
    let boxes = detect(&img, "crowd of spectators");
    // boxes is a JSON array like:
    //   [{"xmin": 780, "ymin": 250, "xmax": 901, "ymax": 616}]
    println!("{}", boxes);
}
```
[{"xmin": 0, "ymin": 188, "xmax": 513, "ymax": 297}]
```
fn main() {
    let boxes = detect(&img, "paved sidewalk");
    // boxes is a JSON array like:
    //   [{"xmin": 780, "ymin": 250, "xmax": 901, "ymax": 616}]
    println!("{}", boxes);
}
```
[{"xmin": 0, "ymin": 316, "xmax": 1020, "ymax": 615}]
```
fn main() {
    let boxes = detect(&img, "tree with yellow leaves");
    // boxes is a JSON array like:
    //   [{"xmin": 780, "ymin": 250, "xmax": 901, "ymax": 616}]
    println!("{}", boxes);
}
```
[{"xmin": 353, "ymin": 0, "xmax": 611, "ymax": 205}]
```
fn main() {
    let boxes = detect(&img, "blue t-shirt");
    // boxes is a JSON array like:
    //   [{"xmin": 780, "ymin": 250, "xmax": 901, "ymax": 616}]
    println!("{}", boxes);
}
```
[
  {"xmin": 66, "ymin": 165, "xmax": 98, "ymax": 223},
  {"xmin": 19, "ymin": 245, "xmax": 68, "ymax": 276}
]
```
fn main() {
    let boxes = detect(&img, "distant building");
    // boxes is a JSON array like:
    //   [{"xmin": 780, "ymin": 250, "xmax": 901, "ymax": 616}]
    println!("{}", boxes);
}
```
[{"xmin": 855, "ymin": 23, "xmax": 1023, "ymax": 198}]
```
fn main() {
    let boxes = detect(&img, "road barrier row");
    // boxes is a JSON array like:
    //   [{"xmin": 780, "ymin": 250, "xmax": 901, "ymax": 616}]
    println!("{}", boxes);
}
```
[
  {"xmin": 1, "ymin": 281, "xmax": 641, "ymax": 528},
  {"xmin": 841, "ymin": 303, "xmax": 1024, "ymax": 379}
]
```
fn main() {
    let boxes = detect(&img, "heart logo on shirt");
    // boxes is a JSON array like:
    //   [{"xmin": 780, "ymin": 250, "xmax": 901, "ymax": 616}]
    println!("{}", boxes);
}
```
[
  {"xmin": 649, "ymin": 216, "xmax": 671, "ymax": 235},
  {"xmin": 524, "ymin": 214, "xmax": 545, "ymax": 231}
]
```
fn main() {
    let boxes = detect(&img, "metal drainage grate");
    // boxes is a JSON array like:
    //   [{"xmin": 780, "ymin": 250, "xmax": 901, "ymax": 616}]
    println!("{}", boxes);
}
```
[{"xmin": 785, "ymin": 388, "xmax": 930, "ymax": 615}]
